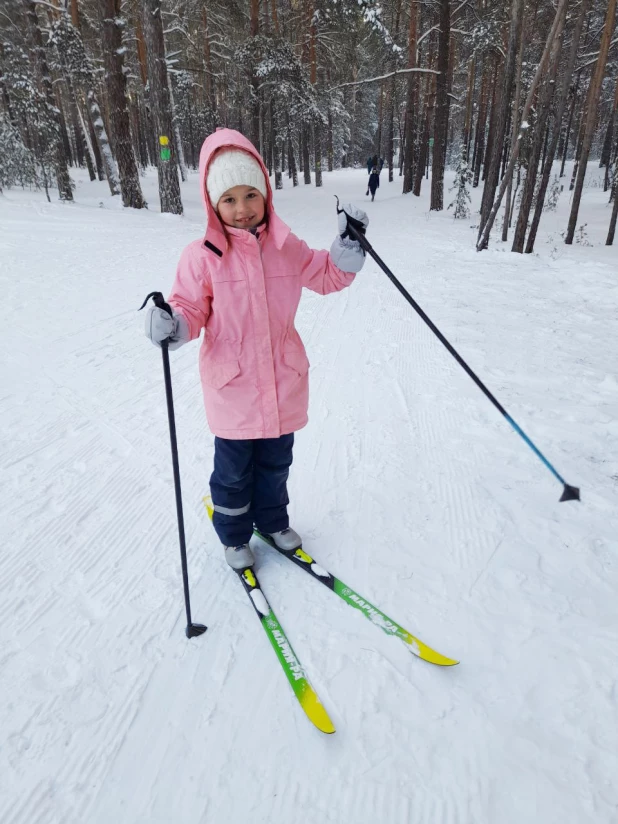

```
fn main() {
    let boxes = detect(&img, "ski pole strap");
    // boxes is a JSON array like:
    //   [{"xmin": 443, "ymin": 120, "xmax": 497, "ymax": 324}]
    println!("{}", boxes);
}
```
[
  {"xmin": 341, "ymin": 213, "xmax": 366, "ymax": 241},
  {"xmin": 139, "ymin": 290, "xmax": 174, "ymax": 318},
  {"xmin": 335, "ymin": 196, "xmax": 367, "ymax": 243}
]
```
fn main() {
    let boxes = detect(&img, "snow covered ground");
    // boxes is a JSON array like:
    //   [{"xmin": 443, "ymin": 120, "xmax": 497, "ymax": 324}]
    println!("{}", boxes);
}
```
[{"xmin": 1, "ymin": 162, "xmax": 617, "ymax": 824}]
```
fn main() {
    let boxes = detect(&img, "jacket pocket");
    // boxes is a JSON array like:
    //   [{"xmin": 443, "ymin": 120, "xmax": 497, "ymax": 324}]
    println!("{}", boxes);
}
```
[
  {"xmin": 202, "ymin": 359, "xmax": 241, "ymax": 389},
  {"xmin": 283, "ymin": 349, "xmax": 310, "ymax": 377}
]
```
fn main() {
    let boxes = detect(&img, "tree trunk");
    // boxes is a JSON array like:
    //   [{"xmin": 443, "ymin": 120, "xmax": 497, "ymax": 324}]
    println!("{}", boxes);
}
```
[
  {"xmin": 481, "ymin": 57, "xmax": 501, "ymax": 184},
  {"xmin": 478, "ymin": 0, "xmax": 524, "ymax": 237},
  {"xmin": 429, "ymin": 0, "xmax": 450, "ymax": 211},
  {"xmin": 55, "ymin": 81, "xmax": 74, "ymax": 168},
  {"xmin": 472, "ymin": 61, "xmax": 490, "ymax": 187},
  {"xmin": 250, "ymin": 0, "xmax": 260, "ymax": 148},
  {"xmin": 402, "ymin": 0, "xmax": 418, "ymax": 194},
  {"xmin": 75, "ymin": 103, "xmax": 96, "ymax": 181},
  {"xmin": 606, "ymin": 170, "xmax": 618, "ymax": 244},
  {"xmin": 463, "ymin": 56, "xmax": 476, "ymax": 159},
  {"xmin": 327, "ymin": 105, "xmax": 334, "ymax": 172},
  {"xmin": 135, "ymin": 96, "xmax": 150, "ymax": 169},
  {"xmin": 67, "ymin": 77, "xmax": 94, "ymax": 179},
  {"xmin": 502, "ymin": 19, "xmax": 525, "ymax": 242},
  {"xmin": 313, "ymin": 121, "xmax": 322, "ymax": 187},
  {"xmin": 202, "ymin": 6, "xmax": 217, "ymax": 121},
  {"xmin": 103, "ymin": 0, "xmax": 146, "ymax": 208},
  {"xmin": 477, "ymin": 0, "xmax": 568, "ymax": 251},
  {"xmin": 272, "ymin": 101, "xmax": 282, "ymax": 189},
  {"xmin": 413, "ymin": 107, "xmax": 431, "ymax": 196},
  {"xmin": 24, "ymin": 0, "xmax": 73, "ymax": 200},
  {"xmin": 525, "ymin": 0, "xmax": 589, "ymax": 253},
  {"xmin": 569, "ymin": 105, "xmax": 586, "ymax": 190},
  {"xmin": 86, "ymin": 107, "xmax": 105, "ymax": 180},
  {"xmin": 600, "ymin": 77, "xmax": 618, "ymax": 169},
  {"xmin": 565, "ymin": 0, "xmax": 617, "ymax": 244},
  {"xmin": 511, "ymin": 6, "xmax": 566, "ymax": 253},
  {"xmin": 69, "ymin": 0, "xmax": 80, "ymax": 28},
  {"xmin": 168, "ymin": 76, "xmax": 188, "ymax": 183},
  {"xmin": 288, "ymin": 129, "xmax": 298, "ymax": 187},
  {"xmin": 601, "ymin": 77, "xmax": 618, "ymax": 191},
  {"xmin": 271, "ymin": 0, "xmax": 279, "ymax": 34},
  {"xmin": 302, "ymin": 127, "xmax": 311, "ymax": 184},
  {"xmin": 560, "ymin": 78, "xmax": 579, "ymax": 177},
  {"xmin": 411, "ymin": 45, "xmax": 434, "ymax": 196},
  {"xmin": 376, "ymin": 80, "xmax": 384, "ymax": 157},
  {"xmin": 141, "ymin": 0, "xmax": 182, "ymax": 214},
  {"xmin": 307, "ymin": 10, "xmax": 322, "ymax": 188},
  {"xmin": 386, "ymin": 76, "xmax": 395, "ymax": 182}
]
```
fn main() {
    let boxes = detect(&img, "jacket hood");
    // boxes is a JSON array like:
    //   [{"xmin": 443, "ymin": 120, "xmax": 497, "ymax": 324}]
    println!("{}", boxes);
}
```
[{"xmin": 198, "ymin": 128, "xmax": 290, "ymax": 254}]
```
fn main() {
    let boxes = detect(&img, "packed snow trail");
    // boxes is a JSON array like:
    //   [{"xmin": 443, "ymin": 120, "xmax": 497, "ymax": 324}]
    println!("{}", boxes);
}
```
[{"xmin": 1, "ymin": 168, "xmax": 617, "ymax": 824}]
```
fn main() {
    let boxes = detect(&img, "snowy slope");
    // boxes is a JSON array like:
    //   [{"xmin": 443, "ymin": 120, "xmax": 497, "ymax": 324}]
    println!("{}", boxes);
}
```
[{"xmin": 1, "ymin": 165, "xmax": 617, "ymax": 824}]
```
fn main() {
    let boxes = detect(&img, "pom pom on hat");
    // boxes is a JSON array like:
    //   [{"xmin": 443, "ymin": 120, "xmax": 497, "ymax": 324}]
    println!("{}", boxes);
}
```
[{"xmin": 206, "ymin": 148, "xmax": 268, "ymax": 208}]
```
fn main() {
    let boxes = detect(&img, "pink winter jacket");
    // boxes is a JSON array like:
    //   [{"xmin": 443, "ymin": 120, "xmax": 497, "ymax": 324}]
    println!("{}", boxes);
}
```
[{"xmin": 168, "ymin": 128, "xmax": 356, "ymax": 440}]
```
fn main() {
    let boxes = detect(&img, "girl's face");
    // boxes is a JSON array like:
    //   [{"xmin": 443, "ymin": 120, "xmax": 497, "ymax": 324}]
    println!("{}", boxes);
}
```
[{"xmin": 216, "ymin": 185, "xmax": 266, "ymax": 229}]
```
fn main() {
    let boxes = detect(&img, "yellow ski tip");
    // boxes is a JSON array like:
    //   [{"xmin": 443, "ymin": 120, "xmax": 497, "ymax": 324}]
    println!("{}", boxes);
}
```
[
  {"xmin": 301, "ymin": 687, "xmax": 336, "ymax": 734},
  {"xmin": 203, "ymin": 495, "xmax": 214, "ymax": 521},
  {"xmin": 406, "ymin": 634, "xmax": 459, "ymax": 666}
]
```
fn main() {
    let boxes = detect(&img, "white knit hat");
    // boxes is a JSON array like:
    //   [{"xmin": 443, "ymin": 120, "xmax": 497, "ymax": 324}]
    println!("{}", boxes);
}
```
[{"xmin": 206, "ymin": 148, "xmax": 268, "ymax": 208}]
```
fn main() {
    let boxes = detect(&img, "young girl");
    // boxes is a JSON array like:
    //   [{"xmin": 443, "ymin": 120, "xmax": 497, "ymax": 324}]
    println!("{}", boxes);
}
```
[{"xmin": 145, "ymin": 128, "xmax": 368, "ymax": 570}]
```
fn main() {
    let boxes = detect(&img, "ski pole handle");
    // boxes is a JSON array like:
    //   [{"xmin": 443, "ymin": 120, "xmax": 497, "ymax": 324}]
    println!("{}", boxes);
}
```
[
  {"xmin": 139, "ymin": 291, "xmax": 176, "ymax": 348},
  {"xmin": 139, "ymin": 290, "xmax": 174, "ymax": 318},
  {"xmin": 334, "ymin": 196, "xmax": 367, "ymax": 243}
]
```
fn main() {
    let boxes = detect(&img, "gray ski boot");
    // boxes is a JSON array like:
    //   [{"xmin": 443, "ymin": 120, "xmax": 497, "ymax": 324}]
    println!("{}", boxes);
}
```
[
  {"xmin": 224, "ymin": 544, "xmax": 254, "ymax": 570},
  {"xmin": 267, "ymin": 527, "xmax": 302, "ymax": 551}
]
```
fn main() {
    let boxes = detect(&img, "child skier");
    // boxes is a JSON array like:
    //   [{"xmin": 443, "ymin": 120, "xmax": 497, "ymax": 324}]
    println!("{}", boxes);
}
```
[{"xmin": 145, "ymin": 128, "xmax": 368, "ymax": 570}]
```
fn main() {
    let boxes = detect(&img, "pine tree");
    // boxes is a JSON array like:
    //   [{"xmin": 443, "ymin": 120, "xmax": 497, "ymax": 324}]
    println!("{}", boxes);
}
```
[
  {"xmin": 141, "ymin": 0, "xmax": 182, "ymax": 215},
  {"xmin": 448, "ymin": 145, "xmax": 472, "ymax": 218},
  {"xmin": 0, "ymin": 113, "xmax": 37, "ymax": 191},
  {"xmin": 429, "ymin": 0, "xmax": 450, "ymax": 211},
  {"xmin": 0, "ymin": 42, "xmax": 60, "ymax": 200},
  {"xmin": 102, "ymin": 0, "xmax": 146, "ymax": 209},
  {"xmin": 23, "ymin": 0, "xmax": 73, "ymax": 201},
  {"xmin": 48, "ymin": 15, "xmax": 120, "ymax": 197}
]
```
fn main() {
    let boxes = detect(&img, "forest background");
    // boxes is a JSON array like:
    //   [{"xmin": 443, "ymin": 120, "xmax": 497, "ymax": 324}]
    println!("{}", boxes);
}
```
[{"xmin": 1, "ymin": 0, "xmax": 617, "ymax": 250}]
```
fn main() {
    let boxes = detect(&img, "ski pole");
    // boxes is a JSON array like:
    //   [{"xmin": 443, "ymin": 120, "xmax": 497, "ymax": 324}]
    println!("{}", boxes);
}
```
[
  {"xmin": 140, "ymin": 292, "xmax": 207, "ymax": 638},
  {"xmin": 336, "ymin": 199, "xmax": 580, "ymax": 503}
]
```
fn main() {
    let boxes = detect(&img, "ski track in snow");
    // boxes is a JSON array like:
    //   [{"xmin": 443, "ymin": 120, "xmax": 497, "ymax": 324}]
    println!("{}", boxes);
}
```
[{"xmin": 1, "ymin": 167, "xmax": 617, "ymax": 824}]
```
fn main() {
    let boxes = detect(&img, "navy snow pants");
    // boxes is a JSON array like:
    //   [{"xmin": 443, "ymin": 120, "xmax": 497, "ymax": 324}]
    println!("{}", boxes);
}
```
[{"xmin": 210, "ymin": 434, "xmax": 294, "ymax": 547}]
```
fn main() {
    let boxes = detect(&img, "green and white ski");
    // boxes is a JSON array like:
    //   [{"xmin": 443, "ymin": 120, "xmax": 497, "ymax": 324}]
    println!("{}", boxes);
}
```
[
  {"xmin": 254, "ymin": 529, "xmax": 458, "ymax": 667},
  {"xmin": 236, "ymin": 565, "xmax": 336, "ymax": 734}
]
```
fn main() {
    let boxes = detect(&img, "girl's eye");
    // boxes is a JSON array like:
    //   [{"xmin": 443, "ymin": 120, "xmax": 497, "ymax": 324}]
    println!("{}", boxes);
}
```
[
  {"xmin": 246, "ymin": 192, "xmax": 256, "ymax": 199},
  {"xmin": 223, "ymin": 198, "xmax": 234, "ymax": 204}
]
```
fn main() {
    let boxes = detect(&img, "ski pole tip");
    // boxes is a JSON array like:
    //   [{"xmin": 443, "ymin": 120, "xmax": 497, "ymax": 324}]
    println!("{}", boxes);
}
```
[
  {"xmin": 560, "ymin": 483, "xmax": 580, "ymax": 502},
  {"xmin": 186, "ymin": 623, "xmax": 208, "ymax": 639}
]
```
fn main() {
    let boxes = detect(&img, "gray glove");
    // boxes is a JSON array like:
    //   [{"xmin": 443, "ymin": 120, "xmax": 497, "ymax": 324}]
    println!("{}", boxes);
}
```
[
  {"xmin": 329, "ymin": 203, "xmax": 369, "ymax": 274},
  {"xmin": 145, "ymin": 306, "xmax": 190, "ymax": 350}
]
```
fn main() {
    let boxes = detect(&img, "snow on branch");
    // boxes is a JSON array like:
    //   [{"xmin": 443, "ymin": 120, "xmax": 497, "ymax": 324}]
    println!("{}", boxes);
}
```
[
  {"xmin": 31, "ymin": 0, "xmax": 65, "ymax": 10},
  {"xmin": 329, "ymin": 67, "xmax": 440, "ymax": 93},
  {"xmin": 575, "ymin": 38, "xmax": 618, "ymax": 73},
  {"xmin": 417, "ymin": 0, "xmax": 470, "ymax": 51}
]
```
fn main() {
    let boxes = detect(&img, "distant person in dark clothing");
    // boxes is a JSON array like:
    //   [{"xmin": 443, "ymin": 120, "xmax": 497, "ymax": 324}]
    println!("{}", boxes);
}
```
[{"xmin": 367, "ymin": 164, "xmax": 380, "ymax": 201}]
